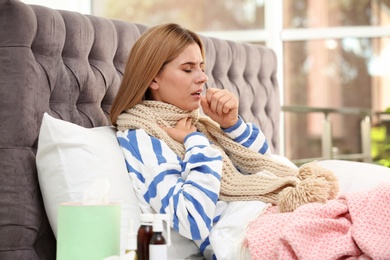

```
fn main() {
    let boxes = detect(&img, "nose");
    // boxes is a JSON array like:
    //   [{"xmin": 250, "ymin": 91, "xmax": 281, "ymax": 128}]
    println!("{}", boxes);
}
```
[{"xmin": 196, "ymin": 70, "xmax": 208, "ymax": 84}]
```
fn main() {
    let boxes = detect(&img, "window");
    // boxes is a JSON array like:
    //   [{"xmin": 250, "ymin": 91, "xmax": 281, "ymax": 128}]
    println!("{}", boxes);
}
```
[
  {"xmin": 282, "ymin": 0, "xmax": 390, "ymax": 161},
  {"xmin": 92, "ymin": 0, "xmax": 265, "ymax": 43},
  {"xmin": 284, "ymin": 0, "xmax": 390, "ymax": 28},
  {"xmin": 92, "ymin": 0, "xmax": 390, "ymax": 161}
]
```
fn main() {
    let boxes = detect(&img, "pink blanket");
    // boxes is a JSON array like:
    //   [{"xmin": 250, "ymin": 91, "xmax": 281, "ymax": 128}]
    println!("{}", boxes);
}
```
[{"xmin": 243, "ymin": 183, "xmax": 390, "ymax": 260}]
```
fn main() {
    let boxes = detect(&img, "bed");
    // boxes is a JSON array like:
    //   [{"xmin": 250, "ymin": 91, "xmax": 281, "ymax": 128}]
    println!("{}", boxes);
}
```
[{"xmin": 1, "ymin": 0, "xmax": 389, "ymax": 259}]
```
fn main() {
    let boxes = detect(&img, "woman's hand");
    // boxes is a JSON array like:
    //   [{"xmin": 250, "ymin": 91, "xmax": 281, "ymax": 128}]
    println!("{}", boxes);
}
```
[
  {"xmin": 159, "ymin": 117, "xmax": 197, "ymax": 143},
  {"xmin": 200, "ymin": 88, "xmax": 239, "ymax": 128}
]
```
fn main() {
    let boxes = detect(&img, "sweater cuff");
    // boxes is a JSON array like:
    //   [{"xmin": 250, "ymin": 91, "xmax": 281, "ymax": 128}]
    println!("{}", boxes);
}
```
[
  {"xmin": 184, "ymin": 132, "xmax": 211, "ymax": 149},
  {"xmin": 221, "ymin": 116, "xmax": 246, "ymax": 139}
]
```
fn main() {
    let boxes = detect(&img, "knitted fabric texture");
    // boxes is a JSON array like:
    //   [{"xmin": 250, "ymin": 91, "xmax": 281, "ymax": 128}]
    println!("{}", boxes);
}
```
[{"xmin": 116, "ymin": 101, "xmax": 339, "ymax": 212}]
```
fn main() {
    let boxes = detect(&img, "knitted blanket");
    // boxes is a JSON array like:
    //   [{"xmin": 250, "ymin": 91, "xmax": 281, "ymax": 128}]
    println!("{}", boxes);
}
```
[
  {"xmin": 242, "ymin": 183, "xmax": 390, "ymax": 259},
  {"xmin": 117, "ymin": 101, "xmax": 339, "ymax": 212}
]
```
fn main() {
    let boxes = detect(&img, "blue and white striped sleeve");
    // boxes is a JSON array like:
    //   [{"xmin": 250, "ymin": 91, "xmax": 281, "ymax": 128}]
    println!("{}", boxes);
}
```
[
  {"xmin": 222, "ymin": 116, "xmax": 270, "ymax": 155},
  {"xmin": 117, "ymin": 129, "xmax": 223, "ymax": 241}
]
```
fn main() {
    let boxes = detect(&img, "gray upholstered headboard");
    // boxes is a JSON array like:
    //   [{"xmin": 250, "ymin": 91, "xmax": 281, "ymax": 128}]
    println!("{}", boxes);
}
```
[{"xmin": 0, "ymin": 0, "xmax": 280, "ymax": 258}]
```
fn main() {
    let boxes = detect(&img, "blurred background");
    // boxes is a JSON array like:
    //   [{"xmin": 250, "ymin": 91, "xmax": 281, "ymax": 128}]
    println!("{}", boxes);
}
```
[{"xmin": 23, "ymin": 0, "xmax": 390, "ymax": 165}]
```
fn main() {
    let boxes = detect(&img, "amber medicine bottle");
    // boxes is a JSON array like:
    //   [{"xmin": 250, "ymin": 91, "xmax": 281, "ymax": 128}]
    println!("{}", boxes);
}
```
[
  {"xmin": 137, "ymin": 214, "xmax": 154, "ymax": 260},
  {"xmin": 149, "ymin": 214, "xmax": 167, "ymax": 260}
]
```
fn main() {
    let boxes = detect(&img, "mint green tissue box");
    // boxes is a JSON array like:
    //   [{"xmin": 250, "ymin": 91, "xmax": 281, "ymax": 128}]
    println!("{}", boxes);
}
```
[{"xmin": 56, "ymin": 202, "xmax": 121, "ymax": 260}]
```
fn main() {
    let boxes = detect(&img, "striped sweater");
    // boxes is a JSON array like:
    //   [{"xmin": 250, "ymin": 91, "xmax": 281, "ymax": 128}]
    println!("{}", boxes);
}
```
[{"xmin": 116, "ymin": 117, "xmax": 270, "ymax": 259}]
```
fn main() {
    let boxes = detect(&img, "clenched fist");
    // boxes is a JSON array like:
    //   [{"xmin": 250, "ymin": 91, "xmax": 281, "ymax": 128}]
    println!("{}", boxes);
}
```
[{"xmin": 200, "ymin": 88, "xmax": 239, "ymax": 128}]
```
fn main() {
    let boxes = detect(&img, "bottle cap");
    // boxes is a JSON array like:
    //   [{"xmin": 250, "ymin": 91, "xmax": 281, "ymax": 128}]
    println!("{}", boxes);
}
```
[
  {"xmin": 152, "ymin": 214, "xmax": 164, "ymax": 232},
  {"xmin": 140, "ymin": 213, "xmax": 154, "ymax": 224}
]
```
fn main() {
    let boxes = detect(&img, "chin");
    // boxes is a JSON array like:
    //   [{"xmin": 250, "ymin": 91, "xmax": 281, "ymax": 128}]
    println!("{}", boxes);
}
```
[{"xmin": 180, "ymin": 102, "xmax": 200, "ymax": 111}]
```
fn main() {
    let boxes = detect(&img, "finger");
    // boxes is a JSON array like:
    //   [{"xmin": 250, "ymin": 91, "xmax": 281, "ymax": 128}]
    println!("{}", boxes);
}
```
[
  {"xmin": 205, "ymin": 88, "xmax": 219, "ymax": 104},
  {"xmin": 200, "ymin": 95, "xmax": 210, "ymax": 114},
  {"xmin": 221, "ymin": 95, "xmax": 239, "ymax": 114},
  {"xmin": 158, "ymin": 124, "xmax": 174, "ymax": 136},
  {"xmin": 205, "ymin": 87, "xmax": 219, "ymax": 96},
  {"xmin": 209, "ymin": 89, "xmax": 230, "ymax": 115},
  {"xmin": 185, "ymin": 118, "xmax": 192, "ymax": 128},
  {"xmin": 215, "ymin": 94, "xmax": 233, "ymax": 115},
  {"xmin": 177, "ymin": 118, "xmax": 188, "ymax": 128},
  {"xmin": 158, "ymin": 124, "xmax": 169, "ymax": 130},
  {"xmin": 206, "ymin": 89, "xmax": 222, "ymax": 113},
  {"xmin": 222, "ymin": 101, "xmax": 232, "ymax": 114}
]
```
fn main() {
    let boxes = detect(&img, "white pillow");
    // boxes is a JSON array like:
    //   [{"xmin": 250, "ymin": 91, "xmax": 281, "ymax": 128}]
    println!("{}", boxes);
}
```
[
  {"xmin": 36, "ymin": 113, "xmax": 141, "ymax": 255},
  {"xmin": 316, "ymin": 159, "xmax": 390, "ymax": 193}
]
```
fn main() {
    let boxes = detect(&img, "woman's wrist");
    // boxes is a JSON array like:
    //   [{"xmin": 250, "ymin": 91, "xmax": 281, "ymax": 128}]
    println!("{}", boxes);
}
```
[{"xmin": 220, "ymin": 117, "xmax": 239, "ymax": 129}]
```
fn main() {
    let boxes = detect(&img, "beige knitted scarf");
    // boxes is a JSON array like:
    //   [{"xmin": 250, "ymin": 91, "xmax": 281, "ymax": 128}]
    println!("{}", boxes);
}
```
[{"xmin": 117, "ymin": 101, "xmax": 339, "ymax": 212}]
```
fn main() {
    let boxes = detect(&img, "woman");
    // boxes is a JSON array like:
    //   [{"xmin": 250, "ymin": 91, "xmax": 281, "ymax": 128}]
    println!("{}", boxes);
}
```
[{"xmin": 110, "ymin": 23, "xmax": 338, "ymax": 259}]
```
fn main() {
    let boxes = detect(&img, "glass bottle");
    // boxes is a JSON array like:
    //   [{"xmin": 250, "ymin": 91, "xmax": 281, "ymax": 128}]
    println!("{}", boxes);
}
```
[
  {"xmin": 149, "ymin": 214, "xmax": 167, "ymax": 260},
  {"xmin": 137, "ymin": 213, "xmax": 154, "ymax": 260}
]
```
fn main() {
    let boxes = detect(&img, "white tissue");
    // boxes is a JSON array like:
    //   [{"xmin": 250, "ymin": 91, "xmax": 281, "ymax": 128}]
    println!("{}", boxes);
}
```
[{"xmin": 82, "ymin": 177, "xmax": 111, "ymax": 205}]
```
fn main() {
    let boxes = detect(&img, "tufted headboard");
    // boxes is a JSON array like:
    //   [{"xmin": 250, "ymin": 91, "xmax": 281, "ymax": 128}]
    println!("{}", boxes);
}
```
[{"xmin": 0, "ymin": 0, "xmax": 280, "ymax": 259}]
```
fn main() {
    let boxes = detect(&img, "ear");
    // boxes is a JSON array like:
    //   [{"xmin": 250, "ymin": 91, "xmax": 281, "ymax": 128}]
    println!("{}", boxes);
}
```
[{"xmin": 149, "ymin": 79, "xmax": 159, "ymax": 90}]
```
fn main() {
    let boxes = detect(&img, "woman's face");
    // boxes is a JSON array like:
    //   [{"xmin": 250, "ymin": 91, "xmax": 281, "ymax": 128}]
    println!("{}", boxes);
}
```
[{"xmin": 150, "ymin": 43, "xmax": 208, "ymax": 111}]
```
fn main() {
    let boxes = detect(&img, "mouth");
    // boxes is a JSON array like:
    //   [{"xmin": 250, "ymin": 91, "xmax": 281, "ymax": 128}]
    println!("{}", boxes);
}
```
[{"xmin": 191, "ymin": 90, "xmax": 202, "ymax": 96}]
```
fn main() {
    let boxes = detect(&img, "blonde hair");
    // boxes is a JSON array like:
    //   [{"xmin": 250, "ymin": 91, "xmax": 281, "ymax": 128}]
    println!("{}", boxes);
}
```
[{"xmin": 110, "ymin": 23, "xmax": 205, "ymax": 126}]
